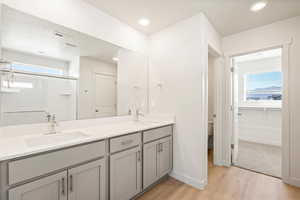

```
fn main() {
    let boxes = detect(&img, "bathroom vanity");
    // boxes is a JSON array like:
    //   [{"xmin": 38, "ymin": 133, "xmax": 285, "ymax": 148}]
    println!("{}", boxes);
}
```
[
  {"xmin": 0, "ymin": 122, "xmax": 173, "ymax": 200},
  {"xmin": 0, "ymin": 6, "xmax": 173, "ymax": 200}
]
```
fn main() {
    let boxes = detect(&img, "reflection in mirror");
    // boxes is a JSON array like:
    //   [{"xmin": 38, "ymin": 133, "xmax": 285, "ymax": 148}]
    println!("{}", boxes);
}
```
[{"xmin": 0, "ymin": 6, "xmax": 148, "ymax": 127}]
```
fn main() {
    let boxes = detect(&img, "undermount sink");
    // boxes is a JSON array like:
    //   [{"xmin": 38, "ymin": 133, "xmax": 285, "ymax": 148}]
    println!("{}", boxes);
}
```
[
  {"xmin": 25, "ymin": 132, "xmax": 89, "ymax": 148},
  {"xmin": 134, "ymin": 119, "xmax": 160, "ymax": 125}
]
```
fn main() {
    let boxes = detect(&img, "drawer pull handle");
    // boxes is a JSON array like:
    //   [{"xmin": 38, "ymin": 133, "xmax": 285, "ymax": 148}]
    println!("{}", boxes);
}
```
[
  {"xmin": 158, "ymin": 143, "xmax": 163, "ymax": 152},
  {"xmin": 137, "ymin": 150, "xmax": 141, "ymax": 161},
  {"xmin": 121, "ymin": 140, "xmax": 133, "ymax": 146},
  {"xmin": 70, "ymin": 175, "xmax": 73, "ymax": 192},
  {"xmin": 61, "ymin": 177, "xmax": 65, "ymax": 196}
]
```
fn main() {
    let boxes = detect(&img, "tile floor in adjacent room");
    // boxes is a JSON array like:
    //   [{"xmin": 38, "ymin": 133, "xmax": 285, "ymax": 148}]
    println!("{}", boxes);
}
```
[{"xmin": 235, "ymin": 140, "xmax": 281, "ymax": 177}]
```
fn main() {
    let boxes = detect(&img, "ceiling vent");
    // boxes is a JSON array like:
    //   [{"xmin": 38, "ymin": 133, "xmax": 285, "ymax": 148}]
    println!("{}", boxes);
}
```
[
  {"xmin": 65, "ymin": 42, "xmax": 78, "ymax": 48},
  {"xmin": 54, "ymin": 31, "xmax": 64, "ymax": 38}
]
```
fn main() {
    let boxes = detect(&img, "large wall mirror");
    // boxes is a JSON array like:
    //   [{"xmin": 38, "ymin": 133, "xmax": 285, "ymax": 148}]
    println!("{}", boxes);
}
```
[{"xmin": 0, "ymin": 6, "xmax": 148, "ymax": 127}]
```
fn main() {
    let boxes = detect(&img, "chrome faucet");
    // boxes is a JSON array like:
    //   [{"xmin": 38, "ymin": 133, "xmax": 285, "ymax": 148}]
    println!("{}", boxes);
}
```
[
  {"xmin": 47, "ymin": 114, "xmax": 59, "ymax": 134},
  {"xmin": 134, "ymin": 109, "xmax": 144, "ymax": 121}
]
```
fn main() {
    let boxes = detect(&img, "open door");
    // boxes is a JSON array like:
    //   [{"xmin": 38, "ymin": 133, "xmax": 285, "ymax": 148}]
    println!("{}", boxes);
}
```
[{"xmin": 231, "ymin": 58, "xmax": 239, "ymax": 164}]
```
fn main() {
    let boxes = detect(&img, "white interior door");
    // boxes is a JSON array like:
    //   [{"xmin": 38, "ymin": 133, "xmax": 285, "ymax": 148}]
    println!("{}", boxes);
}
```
[
  {"xmin": 231, "ymin": 59, "xmax": 239, "ymax": 164},
  {"xmin": 94, "ymin": 73, "xmax": 116, "ymax": 118}
]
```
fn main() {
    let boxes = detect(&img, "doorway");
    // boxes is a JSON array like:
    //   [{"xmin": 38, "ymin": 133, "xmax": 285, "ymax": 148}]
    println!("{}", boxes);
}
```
[
  {"xmin": 208, "ymin": 53, "xmax": 216, "ymax": 167},
  {"xmin": 231, "ymin": 48, "xmax": 283, "ymax": 178},
  {"xmin": 94, "ymin": 73, "xmax": 117, "ymax": 118}
]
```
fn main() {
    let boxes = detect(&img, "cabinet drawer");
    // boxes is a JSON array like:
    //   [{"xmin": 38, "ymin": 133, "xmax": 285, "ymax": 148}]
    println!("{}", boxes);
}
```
[
  {"xmin": 110, "ymin": 133, "xmax": 141, "ymax": 153},
  {"xmin": 8, "ymin": 141, "xmax": 106, "ymax": 185},
  {"xmin": 143, "ymin": 126, "xmax": 172, "ymax": 143}
]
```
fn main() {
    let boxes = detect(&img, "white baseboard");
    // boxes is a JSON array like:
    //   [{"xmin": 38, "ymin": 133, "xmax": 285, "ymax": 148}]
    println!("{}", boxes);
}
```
[
  {"xmin": 170, "ymin": 171, "xmax": 207, "ymax": 190},
  {"xmin": 214, "ymin": 160, "xmax": 227, "ymax": 167},
  {"xmin": 284, "ymin": 177, "xmax": 300, "ymax": 188}
]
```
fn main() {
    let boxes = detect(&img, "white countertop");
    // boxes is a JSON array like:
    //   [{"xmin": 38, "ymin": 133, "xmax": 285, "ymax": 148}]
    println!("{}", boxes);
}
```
[{"xmin": 0, "ymin": 118, "xmax": 174, "ymax": 161}]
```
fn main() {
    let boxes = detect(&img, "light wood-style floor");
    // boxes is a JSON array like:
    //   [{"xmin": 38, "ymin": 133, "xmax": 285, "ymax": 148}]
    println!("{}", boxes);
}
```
[{"xmin": 138, "ymin": 150, "xmax": 300, "ymax": 200}]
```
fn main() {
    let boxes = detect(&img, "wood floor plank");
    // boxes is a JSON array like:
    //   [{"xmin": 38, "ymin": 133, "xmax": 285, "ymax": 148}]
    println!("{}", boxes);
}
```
[{"xmin": 137, "ymin": 151, "xmax": 300, "ymax": 200}]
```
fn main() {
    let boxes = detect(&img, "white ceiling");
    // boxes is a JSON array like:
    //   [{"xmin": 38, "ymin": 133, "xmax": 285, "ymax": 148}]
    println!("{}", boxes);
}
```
[
  {"xmin": 2, "ymin": 6, "xmax": 121, "ymax": 63},
  {"xmin": 84, "ymin": 0, "xmax": 300, "ymax": 36}
]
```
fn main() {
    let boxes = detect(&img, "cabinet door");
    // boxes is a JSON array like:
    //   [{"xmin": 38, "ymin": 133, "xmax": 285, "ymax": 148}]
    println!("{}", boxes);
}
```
[
  {"xmin": 9, "ymin": 171, "xmax": 67, "ymax": 200},
  {"xmin": 110, "ymin": 147, "xmax": 142, "ymax": 200},
  {"xmin": 68, "ymin": 159, "xmax": 106, "ymax": 200},
  {"xmin": 143, "ymin": 140, "xmax": 159, "ymax": 189},
  {"xmin": 158, "ymin": 136, "xmax": 172, "ymax": 177}
]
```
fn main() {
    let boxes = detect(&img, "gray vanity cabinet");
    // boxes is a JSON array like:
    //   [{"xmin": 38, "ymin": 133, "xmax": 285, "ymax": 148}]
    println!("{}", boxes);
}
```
[
  {"xmin": 9, "ymin": 171, "xmax": 68, "ymax": 200},
  {"xmin": 157, "ymin": 136, "xmax": 172, "ymax": 177},
  {"xmin": 143, "ymin": 136, "xmax": 172, "ymax": 189},
  {"xmin": 110, "ymin": 146, "xmax": 142, "ymax": 200},
  {"xmin": 68, "ymin": 159, "xmax": 106, "ymax": 200},
  {"xmin": 143, "ymin": 126, "xmax": 173, "ymax": 189},
  {"xmin": 143, "ymin": 140, "xmax": 160, "ymax": 189},
  {"xmin": 8, "ymin": 159, "xmax": 106, "ymax": 200}
]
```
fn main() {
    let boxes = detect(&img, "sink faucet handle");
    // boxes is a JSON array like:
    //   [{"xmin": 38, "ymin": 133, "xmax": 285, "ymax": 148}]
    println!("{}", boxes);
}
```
[
  {"xmin": 46, "ymin": 112, "xmax": 51, "ymax": 122},
  {"xmin": 136, "ymin": 109, "xmax": 144, "ymax": 117},
  {"xmin": 51, "ymin": 114, "xmax": 59, "ymax": 125}
]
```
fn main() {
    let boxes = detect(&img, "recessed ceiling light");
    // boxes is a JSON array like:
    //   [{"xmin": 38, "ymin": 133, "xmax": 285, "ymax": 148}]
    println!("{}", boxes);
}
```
[
  {"xmin": 250, "ymin": 1, "xmax": 267, "ymax": 12},
  {"xmin": 112, "ymin": 57, "xmax": 119, "ymax": 62},
  {"xmin": 138, "ymin": 18, "xmax": 150, "ymax": 26}
]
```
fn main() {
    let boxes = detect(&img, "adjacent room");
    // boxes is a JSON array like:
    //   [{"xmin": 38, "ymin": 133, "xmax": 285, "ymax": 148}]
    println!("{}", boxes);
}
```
[{"xmin": 232, "ymin": 48, "xmax": 283, "ymax": 178}]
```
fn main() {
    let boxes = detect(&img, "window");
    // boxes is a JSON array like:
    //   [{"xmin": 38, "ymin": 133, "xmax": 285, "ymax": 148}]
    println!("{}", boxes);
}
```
[
  {"xmin": 245, "ymin": 71, "xmax": 282, "ymax": 102},
  {"xmin": 10, "ymin": 63, "xmax": 64, "ymax": 76}
]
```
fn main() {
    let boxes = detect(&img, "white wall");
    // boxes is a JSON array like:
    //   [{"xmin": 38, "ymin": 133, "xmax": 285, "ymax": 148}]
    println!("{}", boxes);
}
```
[
  {"xmin": 222, "ymin": 16, "xmax": 300, "ymax": 187},
  {"xmin": 238, "ymin": 108, "xmax": 281, "ymax": 146},
  {"xmin": 78, "ymin": 57, "xmax": 117, "ymax": 119},
  {"xmin": 149, "ymin": 13, "xmax": 221, "ymax": 189},
  {"xmin": 1, "ymin": 0, "xmax": 148, "ymax": 53},
  {"xmin": 203, "ymin": 16, "xmax": 222, "ymax": 56},
  {"xmin": 117, "ymin": 49, "xmax": 148, "ymax": 115}
]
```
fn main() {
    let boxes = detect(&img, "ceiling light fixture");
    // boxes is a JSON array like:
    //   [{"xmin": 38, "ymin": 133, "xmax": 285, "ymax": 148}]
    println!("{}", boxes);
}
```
[
  {"xmin": 138, "ymin": 18, "xmax": 150, "ymax": 26},
  {"xmin": 250, "ymin": 1, "xmax": 267, "ymax": 12},
  {"xmin": 112, "ymin": 57, "xmax": 119, "ymax": 62}
]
